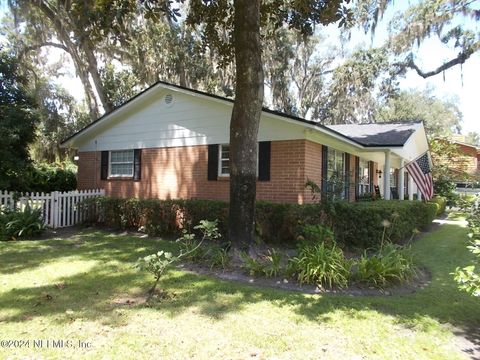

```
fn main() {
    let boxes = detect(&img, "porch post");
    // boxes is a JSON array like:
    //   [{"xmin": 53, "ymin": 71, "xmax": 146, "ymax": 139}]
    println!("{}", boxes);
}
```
[
  {"xmin": 398, "ymin": 159, "xmax": 405, "ymax": 201},
  {"xmin": 408, "ymin": 173, "xmax": 414, "ymax": 200},
  {"xmin": 383, "ymin": 150, "xmax": 391, "ymax": 200},
  {"xmin": 417, "ymin": 188, "xmax": 422, "ymax": 201}
]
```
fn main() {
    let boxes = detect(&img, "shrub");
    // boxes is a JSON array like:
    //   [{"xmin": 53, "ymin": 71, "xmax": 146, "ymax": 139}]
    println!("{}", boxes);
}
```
[
  {"xmin": 24, "ymin": 163, "xmax": 77, "ymax": 193},
  {"xmin": 429, "ymin": 196, "xmax": 447, "ymax": 216},
  {"xmin": 288, "ymin": 242, "xmax": 352, "ymax": 289},
  {"xmin": 355, "ymin": 243, "xmax": 416, "ymax": 288},
  {"xmin": 84, "ymin": 197, "xmax": 438, "ymax": 248},
  {"xmin": 0, "ymin": 205, "xmax": 46, "ymax": 240},
  {"xmin": 330, "ymin": 201, "xmax": 437, "ymax": 249},
  {"xmin": 454, "ymin": 209, "xmax": 480, "ymax": 297},
  {"xmin": 298, "ymin": 224, "xmax": 335, "ymax": 244}
]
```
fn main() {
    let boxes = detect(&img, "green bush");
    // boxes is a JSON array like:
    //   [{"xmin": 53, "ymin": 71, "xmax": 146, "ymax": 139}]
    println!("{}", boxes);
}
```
[
  {"xmin": 355, "ymin": 243, "xmax": 416, "ymax": 287},
  {"xmin": 288, "ymin": 242, "xmax": 353, "ymax": 289},
  {"xmin": 454, "ymin": 208, "xmax": 480, "ymax": 297},
  {"xmin": 84, "ymin": 197, "xmax": 438, "ymax": 248},
  {"xmin": 24, "ymin": 163, "xmax": 77, "ymax": 193},
  {"xmin": 429, "ymin": 196, "xmax": 447, "ymax": 216},
  {"xmin": 0, "ymin": 205, "xmax": 46, "ymax": 240},
  {"xmin": 330, "ymin": 201, "xmax": 437, "ymax": 249}
]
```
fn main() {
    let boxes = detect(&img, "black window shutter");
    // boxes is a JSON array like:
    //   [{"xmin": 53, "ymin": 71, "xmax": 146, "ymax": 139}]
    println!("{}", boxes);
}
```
[
  {"xmin": 344, "ymin": 153, "xmax": 350, "ymax": 199},
  {"xmin": 100, "ymin": 151, "xmax": 109, "ymax": 180},
  {"xmin": 369, "ymin": 161, "xmax": 374, "ymax": 191},
  {"xmin": 258, "ymin": 141, "xmax": 271, "ymax": 181},
  {"xmin": 321, "ymin": 145, "xmax": 328, "ymax": 194},
  {"xmin": 207, "ymin": 144, "xmax": 219, "ymax": 181},
  {"xmin": 133, "ymin": 149, "xmax": 142, "ymax": 181},
  {"xmin": 355, "ymin": 156, "xmax": 360, "ymax": 199}
]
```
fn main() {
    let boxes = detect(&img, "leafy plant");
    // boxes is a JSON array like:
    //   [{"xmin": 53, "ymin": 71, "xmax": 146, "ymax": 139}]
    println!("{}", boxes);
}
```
[
  {"xmin": 177, "ymin": 230, "xmax": 204, "ymax": 262},
  {"xmin": 356, "ymin": 243, "xmax": 416, "ymax": 288},
  {"xmin": 0, "ymin": 205, "xmax": 46, "ymax": 240},
  {"xmin": 263, "ymin": 248, "xmax": 283, "ymax": 277},
  {"xmin": 205, "ymin": 244, "xmax": 231, "ymax": 270},
  {"xmin": 288, "ymin": 242, "xmax": 352, "ymax": 289},
  {"xmin": 137, "ymin": 219, "xmax": 221, "ymax": 299},
  {"xmin": 453, "ymin": 209, "xmax": 480, "ymax": 297},
  {"xmin": 300, "ymin": 224, "xmax": 335, "ymax": 245},
  {"xmin": 240, "ymin": 252, "xmax": 265, "ymax": 276},
  {"xmin": 135, "ymin": 251, "xmax": 178, "ymax": 300}
]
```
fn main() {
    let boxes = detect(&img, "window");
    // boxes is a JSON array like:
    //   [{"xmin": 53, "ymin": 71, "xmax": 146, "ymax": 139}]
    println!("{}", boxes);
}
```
[
  {"xmin": 327, "ymin": 149, "xmax": 346, "ymax": 198},
  {"xmin": 327, "ymin": 149, "xmax": 344, "ymax": 176},
  {"xmin": 389, "ymin": 168, "xmax": 397, "ymax": 188},
  {"xmin": 358, "ymin": 158, "xmax": 370, "ymax": 195},
  {"xmin": 109, "ymin": 150, "xmax": 134, "ymax": 177},
  {"xmin": 217, "ymin": 144, "xmax": 261, "ymax": 177},
  {"xmin": 218, "ymin": 145, "xmax": 230, "ymax": 176}
]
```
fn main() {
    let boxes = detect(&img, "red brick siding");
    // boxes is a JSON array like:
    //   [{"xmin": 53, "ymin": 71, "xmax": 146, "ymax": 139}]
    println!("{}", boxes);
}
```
[{"xmin": 77, "ymin": 140, "xmax": 322, "ymax": 204}]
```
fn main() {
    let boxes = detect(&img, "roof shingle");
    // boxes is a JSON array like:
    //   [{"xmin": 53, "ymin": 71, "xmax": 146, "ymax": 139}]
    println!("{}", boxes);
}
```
[{"xmin": 326, "ymin": 123, "xmax": 420, "ymax": 146}]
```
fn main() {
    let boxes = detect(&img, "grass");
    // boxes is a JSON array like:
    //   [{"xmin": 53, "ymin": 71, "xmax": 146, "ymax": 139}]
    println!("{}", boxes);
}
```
[{"xmin": 0, "ymin": 220, "xmax": 479, "ymax": 360}]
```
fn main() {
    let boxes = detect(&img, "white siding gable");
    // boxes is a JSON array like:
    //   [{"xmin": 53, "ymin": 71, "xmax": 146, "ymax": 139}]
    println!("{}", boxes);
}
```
[{"xmin": 76, "ymin": 89, "xmax": 306, "ymax": 152}]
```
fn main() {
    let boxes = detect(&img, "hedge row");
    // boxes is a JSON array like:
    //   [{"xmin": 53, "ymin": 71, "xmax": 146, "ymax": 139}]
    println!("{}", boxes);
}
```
[{"xmin": 83, "ymin": 197, "xmax": 438, "ymax": 248}]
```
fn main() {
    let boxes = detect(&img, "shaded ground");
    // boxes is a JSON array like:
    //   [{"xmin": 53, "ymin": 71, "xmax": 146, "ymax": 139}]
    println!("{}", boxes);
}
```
[{"xmin": 0, "ymin": 219, "xmax": 478, "ymax": 359}]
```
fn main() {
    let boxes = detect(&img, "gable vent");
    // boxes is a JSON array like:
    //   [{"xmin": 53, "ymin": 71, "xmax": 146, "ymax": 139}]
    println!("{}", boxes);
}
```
[{"xmin": 164, "ymin": 93, "xmax": 174, "ymax": 105}]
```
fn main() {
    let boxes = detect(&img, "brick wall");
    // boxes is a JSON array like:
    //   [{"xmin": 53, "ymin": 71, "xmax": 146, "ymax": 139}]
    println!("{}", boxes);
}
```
[{"xmin": 77, "ymin": 140, "xmax": 323, "ymax": 204}]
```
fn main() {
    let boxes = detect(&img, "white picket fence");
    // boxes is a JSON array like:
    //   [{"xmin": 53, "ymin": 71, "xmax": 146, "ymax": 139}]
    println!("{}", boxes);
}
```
[{"xmin": 0, "ymin": 189, "xmax": 105, "ymax": 228}]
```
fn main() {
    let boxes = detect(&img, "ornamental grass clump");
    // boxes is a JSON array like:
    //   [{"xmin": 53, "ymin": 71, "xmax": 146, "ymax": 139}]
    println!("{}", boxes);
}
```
[
  {"xmin": 287, "ymin": 241, "xmax": 352, "ymax": 289},
  {"xmin": 355, "ymin": 243, "xmax": 416, "ymax": 288}
]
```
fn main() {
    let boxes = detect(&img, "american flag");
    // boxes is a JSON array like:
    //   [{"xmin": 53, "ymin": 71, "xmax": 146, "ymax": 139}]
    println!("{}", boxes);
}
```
[{"xmin": 405, "ymin": 152, "xmax": 434, "ymax": 201}]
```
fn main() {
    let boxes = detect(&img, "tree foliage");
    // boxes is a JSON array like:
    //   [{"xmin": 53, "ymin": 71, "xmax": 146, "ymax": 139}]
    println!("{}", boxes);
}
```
[
  {"xmin": 0, "ymin": 50, "xmax": 38, "ymax": 190},
  {"xmin": 377, "ymin": 89, "xmax": 463, "ymax": 137}
]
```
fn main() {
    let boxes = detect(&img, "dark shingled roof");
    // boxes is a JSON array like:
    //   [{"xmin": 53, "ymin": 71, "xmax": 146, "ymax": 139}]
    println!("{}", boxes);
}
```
[{"xmin": 326, "ymin": 123, "xmax": 420, "ymax": 147}]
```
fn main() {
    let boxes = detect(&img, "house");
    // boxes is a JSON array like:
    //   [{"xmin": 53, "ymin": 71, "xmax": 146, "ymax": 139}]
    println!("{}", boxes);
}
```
[
  {"xmin": 442, "ymin": 135, "xmax": 480, "ymax": 187},
  {"xmin": 61, "ymin": 81, "xmax": 430, "ymax": 204}
]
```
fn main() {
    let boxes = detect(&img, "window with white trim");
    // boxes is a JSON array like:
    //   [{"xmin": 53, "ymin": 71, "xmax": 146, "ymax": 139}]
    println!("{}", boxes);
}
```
[
  {"xmin": 327, "ymin": 149, "xmax": 346, "ymax": 199},
  {"xmin": 358, "ymin": 158, "xmax": 370, "ymax": 195},
  {"xmin": 217, "ymin": 144, "xmax": 260, "ymax": 177},
  {"xmin": 109, "ymin": 150, "xmax": 134, "ymax": 177},
  {"xmin": 219, "ymin": 145, "xmax": 230, "ymax": 176}
]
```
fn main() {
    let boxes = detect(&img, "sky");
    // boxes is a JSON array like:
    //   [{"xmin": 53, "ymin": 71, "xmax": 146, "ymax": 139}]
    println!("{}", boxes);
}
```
[{"xmin": 3, "ymin": 1, "xmax": 479, "ymax": 135}]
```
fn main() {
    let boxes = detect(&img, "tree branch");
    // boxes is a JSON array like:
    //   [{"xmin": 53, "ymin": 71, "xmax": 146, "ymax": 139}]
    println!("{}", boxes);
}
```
[
  {"xmin": 20, "ymin": 42, "xmax": 69, "ymax": 59},
  {"xmin": 404, "ymin": 44, "xmax": 479, "ymax": 79}
]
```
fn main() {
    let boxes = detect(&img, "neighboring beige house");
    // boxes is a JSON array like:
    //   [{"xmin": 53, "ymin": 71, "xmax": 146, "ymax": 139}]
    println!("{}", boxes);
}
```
[
  {"xmin": 61, "ymin": 81, "xmax": 430, "ymax": 204},
  {"xmin": 446, "ymin": 135, "xmax": 480, "ymax": 186}
]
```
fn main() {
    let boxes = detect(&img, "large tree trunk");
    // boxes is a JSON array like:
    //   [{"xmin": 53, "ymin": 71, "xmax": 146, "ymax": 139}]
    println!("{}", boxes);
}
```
[{"xmin": 229, "ymin": 0, "xmax": 264, "ymax": 250}]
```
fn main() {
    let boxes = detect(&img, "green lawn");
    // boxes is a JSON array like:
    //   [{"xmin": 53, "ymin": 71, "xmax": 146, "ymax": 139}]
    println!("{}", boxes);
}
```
[{"xmin": 0, "ymin": 220, "xmax": 478, "ymax": 359}]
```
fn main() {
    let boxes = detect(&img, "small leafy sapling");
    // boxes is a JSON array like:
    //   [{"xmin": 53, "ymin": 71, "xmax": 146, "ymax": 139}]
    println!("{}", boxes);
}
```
[
  {"xmin": 136, "ymin": 219, "xmax": 221, "ymax": 299},
  {"xmin": 135, "ymin": 251, "xmax": 177, "ymax": 300}
]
